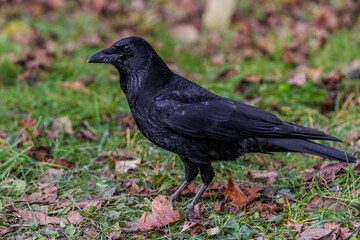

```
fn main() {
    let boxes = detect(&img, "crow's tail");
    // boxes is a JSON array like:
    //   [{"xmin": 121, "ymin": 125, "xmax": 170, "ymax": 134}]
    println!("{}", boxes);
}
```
[{"xmin": 267, "ymin": 138, "xmax": 357, "ymax": 163}]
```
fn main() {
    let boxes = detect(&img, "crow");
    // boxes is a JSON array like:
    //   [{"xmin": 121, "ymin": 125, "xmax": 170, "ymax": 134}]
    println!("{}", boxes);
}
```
[{"xmin": 88, "ymin": 36, "xmax": 356, "ymax": 212}]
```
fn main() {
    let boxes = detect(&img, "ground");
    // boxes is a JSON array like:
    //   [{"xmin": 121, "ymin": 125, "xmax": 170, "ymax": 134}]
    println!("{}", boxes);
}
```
[{"xmin": 0, "ymin": 1, "xmax": 359, "ymax": 239}]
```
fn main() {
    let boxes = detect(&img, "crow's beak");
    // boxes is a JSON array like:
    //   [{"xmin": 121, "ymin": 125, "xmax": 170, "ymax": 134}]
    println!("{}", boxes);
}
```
[{"xmin": 87, "ymin": 50, "xmax": 120, "ymax": 63}]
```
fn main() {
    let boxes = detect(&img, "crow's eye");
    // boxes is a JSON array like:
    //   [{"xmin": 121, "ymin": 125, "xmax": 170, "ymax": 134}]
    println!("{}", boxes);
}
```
[{"xmin": 123, "ymin": 45, "xmax": 131, "ymax": 52}]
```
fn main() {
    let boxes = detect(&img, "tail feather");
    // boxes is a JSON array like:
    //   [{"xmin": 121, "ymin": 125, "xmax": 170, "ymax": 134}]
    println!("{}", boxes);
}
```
[{"xmin": 267, "ymin": 138, "xmax": 356, "ymax": 163}]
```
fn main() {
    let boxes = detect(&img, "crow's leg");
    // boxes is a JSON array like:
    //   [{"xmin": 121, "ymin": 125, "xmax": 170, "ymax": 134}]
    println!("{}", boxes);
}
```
[
  {"xmin": 186, "ymin": 162, "xmax": 215, "ymax": 212},
  {"xmin": 170, "ymin": 157, "xmax": 199, "ymax": 203}
]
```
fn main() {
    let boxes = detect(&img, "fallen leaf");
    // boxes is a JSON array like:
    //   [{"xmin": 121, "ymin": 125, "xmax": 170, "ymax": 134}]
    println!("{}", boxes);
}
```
[
  {"xmin": 319, "ymin": 162, "xmax": 348, "ymax": 182},
  {"xmin": 323, "ymin": 221, "xmax": 341, "ymax": 231},
  {"xmin": 54, "ymin": 199, "xmax": 101, "ymax": 211},
  {"xmin": 7, "ymin": 206, "xmax": 82, "ymax": 225},
  {"xmin": 52, "ymin": 116, "xmax": 74, "ymax": 135},
  {"xmin": 180, "ymin": 221, "xmax": 206, "ymax": 236},
  {"xmin": 122, "ymin": 179, "xmax": 157, "ymax": 197},
  {"xmin": 355, "ymin": 160, "xmax": 360, "ymax": 174},
  {"xmin": 171, "ymin": 24, "xmax": 199, "ymax": 43},
  {"xmin": 58, "ymin": 81, "xmax": 90, "ymax": 94},
  {"xmin": 213, "ymin": 198, "xmax": 239, "ymax": 214},
  {"xmin": 78, "ymin": 129, "xmax": 98, "ymax": 141},
  {"xmin": 16, "ymin": 185, "xmax": 57, "ymax": 204},
  {"xmin": 306, "ymin": 195, "xmax": 346, "ymax": 212},
  {"xmin": 314, "ymin": 6, "xmax": 338, "ymax": 32},
  {"xmin": 247, "ymin": 201, "xmax": 284, "ymax": 219},
  {"xmin": 346, "ymin": 131, "xmax": 360, "ymax": 144},
  {"xmin": 249, "ymin": 171, "xmax": 278, "ymax": 184},
  {"xmin": 167, "ymin": 181, "xmax": 266, "ymax": 200},
  {"xmin": 27, "ymin": 145, "xmax": 50, "ymax": 162},
  {"xmin": 0, "ymin": 227, "xmax": 18, "ymax": 237},
  {"xmin": 320, "ymin": 71, "xmax": 344, "ymax": 88},
  {"xmin": 288, "ymin": 73, "xmax": 307, "ymax": 86},
  {"xmin": 303, "ymin": 161, "xmax": 349, "ymax": 182},
  {"xmin": 125, "ymin": 196, "xmax": 181, "ymax": 230},
  {"xmin": 224, "ymin": 171, "xmax": 260, "ymax": 208},
  {"xmin": 215, "ymin": 67, "xmax": 239, "ymax": 82},
  {"xmin": 99, "ymin": 151, "xmax": 141, "ymax": 173},
  {"xmin": 109, "ymin": 232, "xmax": 124, "ymax": 240},
  {"xmin": 307, "ymin": 67, "xmax": 324, "ymax": 84},
  {"xmin": 283, "ymin": 41, "xmax": 311, "ymax": 65},
  {"xmin": 83, "ymin": 228, "xmax": 99, "ymax": 238},
  {"xmin": 79, "ymin": 34, "xmax": 101, "ymax": 47},
  {"xmin": 45, "ymin": 129, "xmax": 61, "ymax": 139},
  {"xmin": 206, "ymin": 227, "xmax": 220, "ymax": 236},
  {"xmin": 26, "ymin": 145, "xmax": 74, "ymax": 168},
  {"xmin": 19, "ymin": 119, "xmax": 42, "ymax": 142},
  {"xmin": 298, "ymin": 228, "xmax": 333, "ymax": 240}
]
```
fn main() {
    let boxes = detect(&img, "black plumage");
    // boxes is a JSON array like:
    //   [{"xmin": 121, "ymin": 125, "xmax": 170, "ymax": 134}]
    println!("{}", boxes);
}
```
[{"xmin": 88, "ymin": 36, "xmax": 356, "ymax": 211}]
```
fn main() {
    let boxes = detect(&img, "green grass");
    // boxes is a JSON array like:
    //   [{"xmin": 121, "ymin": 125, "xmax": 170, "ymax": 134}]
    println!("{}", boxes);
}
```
[{"xmin": 0, "ymin": 2, "xmax": 359, "ymax": 239}]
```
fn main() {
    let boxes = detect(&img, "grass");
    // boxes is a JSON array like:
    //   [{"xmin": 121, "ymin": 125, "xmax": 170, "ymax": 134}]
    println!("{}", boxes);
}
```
[{"xmin": 0, "ymin": 2, "xmax": 359, "ymax": 239}]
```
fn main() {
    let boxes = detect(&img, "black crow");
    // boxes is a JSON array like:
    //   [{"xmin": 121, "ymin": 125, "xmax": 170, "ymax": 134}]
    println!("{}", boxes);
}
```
[{"xmin": 88, "ymin": 36, "xmax": 356, "ymax": 211}]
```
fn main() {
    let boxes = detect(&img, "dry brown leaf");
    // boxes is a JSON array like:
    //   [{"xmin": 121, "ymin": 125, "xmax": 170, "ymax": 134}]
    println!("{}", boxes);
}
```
[
  {"xmin": 16, "ymin": 185, "xmax": 57, "ymax": 204},
  {"xmin": 125, "ymin": 196, "xmax": 181, "ymax": 230},
  {"xmin": 27, "ymin": 145, "xmax": 51, "ymax": 162},
  {"xmin": 249, "ymin": 171, "xmax": 278, "ymax": 184},
  {"xmin": 306, "ymin": 195, "xmax": 346, "ymax": 212},
  {"xmin": 26, "ymin": 145, "xmax": 74, "ymax": 168},
  {"xmin": 7, "ymin": 206, "xmax": 82, "ymax": 225},
  {"xmin": 79, "ymin": 34, "xmax": 101, "ymax": 47},
  {"xmin": 283, "ymin": 41, "xmax": 311, "ymax": 65},
  {"xmin": 19, "ymin": 119, "xmax": 42, "ymax": 142},
  {"xmin": 167, "ymin": 181, "xmax": 266, "ymax": 200},
  {"xmin": 109, "ymin": 232, "xmax": 125, "ymax": 240},
  {"xmin": 122, "ymin": 179, "xmax": 157, "ymax": 197},
  {"xmin": 213, "ymin": 198, "xmax": 239, "ymax": 214},
  {"xmin": 78, "ymin": 129, "xmax": 98, "ymax": 141},
  {"xmin": 321, "ymin": 71, "xmax": 344, "ymax": 88},
  {"xmin": 303, "ymin": 161, "xmax": 349, "ymax": 183},
  {"xmin": 52, "ymin": 116, "xmax": 74, "ymax": 135},
  {"xmin": 288, "ymin": 73, "xmax": 307, "ymax": 86},
  {"xmin": 0, "ymin": 227, "xmax": 18, "ymax": 237},
  {"xmin": 58, "ymin": 81, "xmax": 90, "ymax": 94},
  {"xmin": 319, "ymin": 162, "xmax": 348, "ymax": 182},
  {"xmin": 45, "ymin": 129, "xmax": 61, "ymax": 139},
  {"xmin": 355, "ymin": 160, "xmax": 360, "ymax": 174},
  {"xmin": 298, "ymin": 228, "xmax": 333, "ymax": 240},
  {"xmin": 224, "ymin": 171, "xmax": 260, "ymax": 208},
  {"xmin": 54, "ymin": 199, "xmax": 101, "ymax": 211},
  {"xmin": 346, "ymin": 131, "xmax": 360, "ymax": 145},
  {"xmin": 307, "ymin": 67, "xmax": 324, "ymax": 84},
  {"xmin": 247, "ymin": 201, "xmax": 284, "ymax": 218},
  {"xmin": 99, "ymin": 150, "xmax": 140, "ymax": 173},
  {"xmin": 180, "ymin": 221, "xmax": 206, "ymax": 236},
  {"xmin": 83, "ymin": 228, "xmax": 100, "ymax": 238}
]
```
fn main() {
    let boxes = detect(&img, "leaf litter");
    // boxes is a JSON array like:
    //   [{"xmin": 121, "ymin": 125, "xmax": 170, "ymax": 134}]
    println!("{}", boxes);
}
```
[
  {"xmin": 6, "ymin": 206, "xmax": 82, "ymax": 226},
  {"xmin": 125, "ymin": 196, "xmax": 181, "ymax": 231}
]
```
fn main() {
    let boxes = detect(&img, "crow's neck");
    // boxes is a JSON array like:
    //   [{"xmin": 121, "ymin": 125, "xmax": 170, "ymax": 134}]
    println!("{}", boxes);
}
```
[{"xmin": 118, "ymin": 56, "xmax": 172, "ymax": 101}]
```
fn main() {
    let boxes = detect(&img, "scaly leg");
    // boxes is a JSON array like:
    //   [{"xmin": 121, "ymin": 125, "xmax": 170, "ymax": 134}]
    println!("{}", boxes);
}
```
[
  {"xmin": 186, "ymin": 162, "xmax": 215, "ymax": 212},
  {"xmin": 170, "ymin": 157, "xmax": 199, "ymax": 203}
]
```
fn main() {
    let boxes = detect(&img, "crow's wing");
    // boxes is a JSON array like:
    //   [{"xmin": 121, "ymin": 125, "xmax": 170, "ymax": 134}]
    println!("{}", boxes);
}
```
[{"xmin": 156, "ymin": 93, "xmax": 340, "ymax": 142}]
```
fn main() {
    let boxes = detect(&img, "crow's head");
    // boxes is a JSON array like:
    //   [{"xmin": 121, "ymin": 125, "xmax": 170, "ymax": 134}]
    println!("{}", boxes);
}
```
[{"xmin": 87, "ymin": 36, "xmax": 161, "ymax": 74}]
